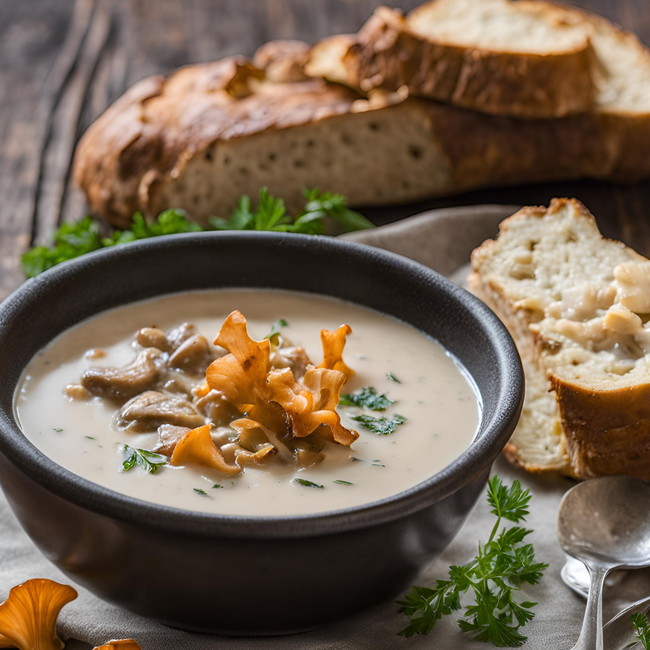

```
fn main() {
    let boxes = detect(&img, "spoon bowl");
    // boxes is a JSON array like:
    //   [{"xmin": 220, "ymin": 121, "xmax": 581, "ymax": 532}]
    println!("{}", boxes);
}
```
[
  {"xmin": 557, "ymin": 476, "xmax": 650, "ymax": 650},
  {"xmin": 558, "ymin": 476, "xmax": 650, "ymax": 567}
]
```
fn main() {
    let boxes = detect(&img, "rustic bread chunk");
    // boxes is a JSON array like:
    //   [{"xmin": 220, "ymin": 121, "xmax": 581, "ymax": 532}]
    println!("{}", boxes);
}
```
[
  {"xmin": 307, "ymin": 0, "xmax": 596, "ymax": 118},
  {"xmin": 74, "ymin": 0, "xmax": 650, "ymax": 228},
  {"xmin": 469, "ymin": 199, "xmax": 650, "ymax": 479}
]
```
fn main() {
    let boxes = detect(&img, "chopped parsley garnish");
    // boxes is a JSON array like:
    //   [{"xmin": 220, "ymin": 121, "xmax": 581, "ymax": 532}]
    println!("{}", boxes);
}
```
[
  {"xmin": 212, "ymin": 484, "xmax": 223, "ymax": 489},
  {"xmin": 351, "ymin": 414, "xmax": 407, "ymax": 435},
  {"xmin": 371, "ymin": 463, "xmax": 386, "ymax": 467},
  {"xmin": 193, "ymin": 488, "xmax": 211, "ymax": 497},
  {"xmin": 265, "ymin": 318, "xmax": 288, "ymax": 345},
  {"xmin": 85, "ymin": 436, "xmax": 96, "ymax": 440},
  {"xmin": 350, "ymin": 456, "xmax": 364, "ymax": 462},
  {"xmin": 53, "ymin": 428, "xmax": 63, "ymax": 432},
  {"xmin": 632, "ymin": 613, "xmax": 650, "ymax": 649},
  {"xmin": 293, "ymin": 478, "xmax": 324, "ymax": 489},
  {"xmin": 22, "ymin": 189, "xmax": 374, "ymax": 277},
  {"xmin": 398, "ymin": 476, "xmax": 547, "ymax": 647},
  {"xmin": 386, "ymin": 372, "xmax": 402, "ymax": 383},
  {"xmin": 339, "ymin": 386, "xmax": 394, "ymax": 411},
  {"xmin": 333, "ymin": 480, "xmax": 354, "ymax": 485},
  {"xmin": 121, "ymin": 445, "xmax": 167, "ymax": 474}
]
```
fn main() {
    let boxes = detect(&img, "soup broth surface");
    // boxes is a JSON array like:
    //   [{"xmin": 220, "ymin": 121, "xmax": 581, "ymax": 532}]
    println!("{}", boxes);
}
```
[{"xmin": 15, "ymin": 289, "xmax": 479, "ymax": 516}]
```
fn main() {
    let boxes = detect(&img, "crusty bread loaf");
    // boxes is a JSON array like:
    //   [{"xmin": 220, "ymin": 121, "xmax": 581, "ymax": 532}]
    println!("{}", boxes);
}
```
[
  {"xmin": 307, "ymin": 0, "xmax": 596, "ymax": 119},
  {"xmin": 469, "ymin": 198, "xmax": 650, "ymax": 479},
  {"xmin": 73, "ymin": 42, "xmax": 650, "ymax": 228}
]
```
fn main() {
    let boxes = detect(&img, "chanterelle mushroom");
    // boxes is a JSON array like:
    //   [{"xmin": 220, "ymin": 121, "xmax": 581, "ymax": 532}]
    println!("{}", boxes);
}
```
[
  {"xmin": 0, "ymin": 579, "xmax": 77, "ymax": 650},
  {"xmin": 170, "ymin": 424, "xmax": 241, "ymax": 475},
  {"xmin": 205, "ymin": 311, "xmax": 357, "ymax": 445},
  {"xmin": 93, "ymin": 641, "xmax": 142, "ymax": 650}
]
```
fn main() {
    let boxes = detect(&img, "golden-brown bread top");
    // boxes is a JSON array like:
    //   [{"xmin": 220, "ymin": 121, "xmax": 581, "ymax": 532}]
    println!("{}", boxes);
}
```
[
  {"xmin": 252, "ymin": 40, "xmax": 311, "ymax": 83},
  {"xmin": 73, "ymin": 57, "xmax": 363, "ymax": 227},
  {"xmin": 309, "ymin": 4, "xmax": 595, "ymax": 119}
]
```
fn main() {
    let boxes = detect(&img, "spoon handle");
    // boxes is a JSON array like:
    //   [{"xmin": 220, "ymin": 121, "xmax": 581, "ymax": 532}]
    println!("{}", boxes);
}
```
[{"xmin": 571, "ymin": 564, "xmax": 609, "ymax": 650}]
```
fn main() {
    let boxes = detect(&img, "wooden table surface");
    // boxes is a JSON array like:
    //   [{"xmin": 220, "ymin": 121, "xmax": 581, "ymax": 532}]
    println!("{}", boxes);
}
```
[{"xmin": 1, "ymin": 0, "xmax": 650, "ymax": 302}]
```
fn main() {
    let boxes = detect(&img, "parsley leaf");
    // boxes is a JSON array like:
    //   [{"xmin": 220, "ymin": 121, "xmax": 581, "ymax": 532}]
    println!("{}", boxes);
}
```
[
  {"xmin": 633, "ymin": 613, "xmax": 650, "ymax": 649},
  {"xmin": 351, "ymin": 414, "xmax": 406, "ymax": 435},
  {"xmin": 397, "ymin": 476, "xmax": 547, "ymax": 647},
  {"xmin": 22, "ymin": 217, "xmax": 103, "ymax": 277},
  {"xmin": 23, "ymin": 189, "xmax": 374, "ymax": 277},
  {"xmin": 386, "ymin": 372, "xmax": 402, "ymax": 383},
  {"xmin": 340, "ymin": 386, "xmax": 393, "ymax": 411},
  {"xmin": 293, "ymin": 478, "xmax": 324, "ymax": 489},
  {"xmin": 104, "ymin": 209, "xmax": 201, "ymax": 246},
  {"xmin": 121, "ymin": 445, "xmax": 167, "ymax": 474},
  {"xmin": 299, "ymin": 188, "xmax": 374, "ymax": 234},
  {"xmin": 193, "ymin": 488, "xmax": 211, "ymax": 497},
  {"xmin": 333, "ymin": 480, "xmax": 353, "ymax": 485},
  {"xmin": 265, "ymin": 318, "xmax": 288, "ymax": 346}
]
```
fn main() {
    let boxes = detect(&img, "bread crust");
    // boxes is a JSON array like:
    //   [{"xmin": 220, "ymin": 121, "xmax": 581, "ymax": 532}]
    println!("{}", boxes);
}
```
[
  {"xmin": 340, "ymin": 5, "xmax": 595, "ymax": 119},
  {"xmin": 553, "ymin": 379, "xmax": 650, "ymax": 479}
]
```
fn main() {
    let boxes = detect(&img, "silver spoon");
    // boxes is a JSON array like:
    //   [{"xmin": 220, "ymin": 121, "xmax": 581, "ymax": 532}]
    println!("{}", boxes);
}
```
[
  {"xmin": 557, "ymin": 476, "xmax": 650, "ymax": 650},
  {"xmin": 562, "ymin": 557, "xmax": 650, "ymax": 648},
  {"xmin": 561, "ymin": 556, "xmax": 625, "ymax": 598}
]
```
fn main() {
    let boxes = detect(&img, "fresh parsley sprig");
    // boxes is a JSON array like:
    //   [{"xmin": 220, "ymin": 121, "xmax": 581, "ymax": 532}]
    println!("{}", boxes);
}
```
[
  {"xmin": 121, "ymin": 445, "xmax": 168, "ymax": 474},
  {"xmin": 22, "ymin": 188, "xmax": 374, "ymax": 278},
  {"xmin": 340, "ymin": 386, "xmax": 394, "ymax": 411},
  {"xmin": 397, "ymin": 476, "xmax": 547, "ymax": 647},
  {"xmin": 210, "ymin": 187, "xmax": 373, "ymax": 234},
  {"xmin": 265, "ymin": 318, "xmax": 288, "ymax": 346},
  {"xmin": 351, "ymin": 413, "xmax": 406, "ymax": 435},
  {"xmin": 632, "ymin": 612, "xmax": 650, "ymax": 649}
]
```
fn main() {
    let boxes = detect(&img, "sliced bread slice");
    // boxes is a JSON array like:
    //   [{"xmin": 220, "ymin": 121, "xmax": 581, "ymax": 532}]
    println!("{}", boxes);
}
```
[
  {"xmin": 469, "ymin": 199, "xmax": 650, "ymax": 479},
  {"xmin": 307, "ymin": 0, "xmax": 596, "ymax": 118}
]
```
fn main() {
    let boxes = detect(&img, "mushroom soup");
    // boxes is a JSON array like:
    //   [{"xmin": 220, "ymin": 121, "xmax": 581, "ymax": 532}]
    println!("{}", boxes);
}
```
[{"xmin": 14, "ymin": 289, "xmax": 479, "ymax": 516}]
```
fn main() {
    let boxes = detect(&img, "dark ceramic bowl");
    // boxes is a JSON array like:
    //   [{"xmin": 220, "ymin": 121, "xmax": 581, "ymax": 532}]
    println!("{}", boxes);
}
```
[{"xmin": 0, "ymin": 233, "xmax": 523, "ymax": 635}]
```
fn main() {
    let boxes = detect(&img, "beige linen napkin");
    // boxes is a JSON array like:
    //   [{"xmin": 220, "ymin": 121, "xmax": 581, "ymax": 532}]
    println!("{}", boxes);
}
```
[{"xmin": 2, "ymin": 205, "xmax": 648, "ymax": 649}]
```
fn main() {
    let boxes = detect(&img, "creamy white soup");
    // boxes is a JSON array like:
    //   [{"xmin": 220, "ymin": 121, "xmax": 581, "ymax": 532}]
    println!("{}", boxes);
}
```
[{"xmin": 15, "ymin": 290, "xmax": 479, "ymax": 516}]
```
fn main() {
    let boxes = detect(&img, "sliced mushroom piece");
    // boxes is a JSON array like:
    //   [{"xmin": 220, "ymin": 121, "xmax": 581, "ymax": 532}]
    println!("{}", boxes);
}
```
[
  {"xmin": 81, "ymin": 348, "xmax": 162, "ymax": 401},
  {"xmin": 153, "ymin": 424, "xmax": 191, "ymax": 456},
  {"xmin": 296, "ymin": 449, "xmax": 325, "ymax": 468},
  {"xmin": 166, "ymin": 323, "xmax": 198, "ymax": 351},
  {"xmin": 170, "ymin": 424, "xmax": 240, "ymax": 475},
  {"xmin": 236, "ymin": 444, "xmax": 278, "ymax": 467},
  {"xmin": 269, "ymin": 345, "xmax": 313, "ymax": 379},
  {"xmin": 63, "ymin": 383, "xmax": 91, "ymax": 401},
  {"xmin": 118, "ymin": 391, "xmax": 205, "ymax": 432},
  {"xmin": 194, "ymin": 389, "xmax": 240, "ymax": 425},
  {"xmin": 230, "ymin": 418, "xmax": 294, "ymax": 464},
  {"xmin": 161, "ymin": 373, "xmax": 197, "ymax": 397},
  {"xmin": 136, "ymin": 327, "xmax": 169, "ymax": 350},
  {"xmin": 168, "ymin": 334, "xmax": 214, "ymax": 374}
]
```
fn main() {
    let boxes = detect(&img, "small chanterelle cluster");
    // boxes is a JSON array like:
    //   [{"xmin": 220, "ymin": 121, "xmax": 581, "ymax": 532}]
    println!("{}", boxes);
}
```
[
  {"xmin": 0, "ymin": 578, "xmax": 140, "ymax": 649},
  {"xmin": 65, "ymin": 311, "xmax": 359, "ymax": 477}
]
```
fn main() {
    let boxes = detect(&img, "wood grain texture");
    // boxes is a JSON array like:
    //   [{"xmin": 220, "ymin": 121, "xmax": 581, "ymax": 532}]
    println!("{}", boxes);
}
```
[{"xmin": 1, "ymin": 0, "xmax": 650, "ymax": 302}]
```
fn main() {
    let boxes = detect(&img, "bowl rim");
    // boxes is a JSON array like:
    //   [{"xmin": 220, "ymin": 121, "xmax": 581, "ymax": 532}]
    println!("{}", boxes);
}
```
[{"xmin": 0, "ymin": 231, "xmax": 523, "ymax": 539}]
